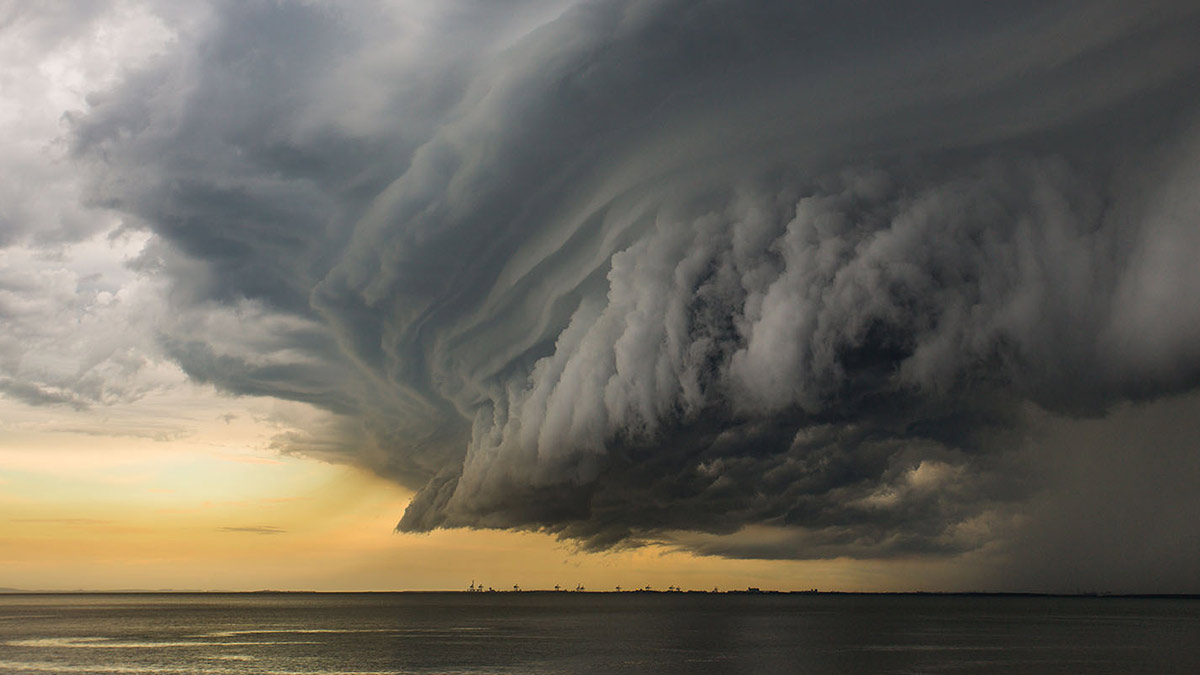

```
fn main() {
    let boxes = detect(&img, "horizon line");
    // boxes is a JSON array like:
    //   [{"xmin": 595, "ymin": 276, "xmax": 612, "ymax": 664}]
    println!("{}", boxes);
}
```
[{"xmin": 3, "ymin": 589, "xmax": 1198, "ymax": 599}]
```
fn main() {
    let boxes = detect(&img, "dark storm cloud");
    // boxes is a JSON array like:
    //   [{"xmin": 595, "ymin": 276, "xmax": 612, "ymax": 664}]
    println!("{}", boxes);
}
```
[{"xmin": 69, "ymin": 0, "xmax": 1200, "ymax": 567}]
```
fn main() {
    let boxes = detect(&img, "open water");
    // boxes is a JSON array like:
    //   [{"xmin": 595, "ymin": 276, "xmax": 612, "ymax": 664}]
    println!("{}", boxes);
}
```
[{"xmin": 0, "ymin": 593, "xmax": 1197, "ymax": 674}]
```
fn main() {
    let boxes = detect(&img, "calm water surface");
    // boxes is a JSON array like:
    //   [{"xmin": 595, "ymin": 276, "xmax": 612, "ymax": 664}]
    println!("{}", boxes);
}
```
[{"xmin": 0, "ymin": 593, "xmax": 1197, "ymax": 674}]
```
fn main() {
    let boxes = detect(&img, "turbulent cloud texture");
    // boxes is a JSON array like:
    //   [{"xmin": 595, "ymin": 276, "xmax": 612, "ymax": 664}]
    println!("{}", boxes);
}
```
[{"xmin": 11, "ymin": 0, "xmax": 1200, "ymax": 574}]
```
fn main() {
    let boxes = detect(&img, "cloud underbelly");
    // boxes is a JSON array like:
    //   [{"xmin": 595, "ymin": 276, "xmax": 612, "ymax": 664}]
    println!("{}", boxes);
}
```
[{"xmin": 393, "ymin": 149, "xmax": 1199, "ymax": 554}]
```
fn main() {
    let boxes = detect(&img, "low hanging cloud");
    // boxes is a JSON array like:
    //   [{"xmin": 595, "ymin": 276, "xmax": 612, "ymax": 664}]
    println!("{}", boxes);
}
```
[{"xmin": 48, "ymin": 0, "xmax": 1200, "ymax": 572}]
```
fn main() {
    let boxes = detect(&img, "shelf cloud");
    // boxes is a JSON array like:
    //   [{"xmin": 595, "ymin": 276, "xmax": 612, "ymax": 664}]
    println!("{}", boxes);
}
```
[{"xmin": 29, "ymin": 0, "xmax": 1200, "ymax": 576}]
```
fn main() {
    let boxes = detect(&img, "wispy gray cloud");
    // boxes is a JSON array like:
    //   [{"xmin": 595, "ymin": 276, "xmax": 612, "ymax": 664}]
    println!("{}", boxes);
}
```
[
  {"xmin": 221, "ymin": 526, "xmax": 286, "ymax": 535},
  {"xmin": 10, "ymin": 518, "xmax": 113, "ymax": 526}
]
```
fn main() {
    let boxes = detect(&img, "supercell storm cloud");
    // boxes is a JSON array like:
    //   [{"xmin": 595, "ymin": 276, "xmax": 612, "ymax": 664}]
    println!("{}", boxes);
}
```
[{"xmin": 61, "ymin": 1, "xmax": 1200, "ymax": 563}]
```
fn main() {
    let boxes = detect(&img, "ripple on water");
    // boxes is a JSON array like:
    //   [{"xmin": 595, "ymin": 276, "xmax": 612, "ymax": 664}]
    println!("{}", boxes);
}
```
[
  {"xmin": 0, "ymin": 662, "xmax": 411, "ymax": 675},
  {"xmin": 6, "ymin": 637, "xmax": 322, "ymax": 648}
]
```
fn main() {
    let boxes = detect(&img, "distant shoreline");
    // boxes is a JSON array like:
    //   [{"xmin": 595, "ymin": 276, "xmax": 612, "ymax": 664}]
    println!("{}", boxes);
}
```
[{"xmin": 2, "ymin": 589, "xmax": 1197, "ymax": 599}]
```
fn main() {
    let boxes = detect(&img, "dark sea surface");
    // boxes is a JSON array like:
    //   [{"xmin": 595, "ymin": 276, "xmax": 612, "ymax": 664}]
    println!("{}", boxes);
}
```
[{"xmin": 0, "ymin": 593, "xmax": 1197, "ymax": 674}]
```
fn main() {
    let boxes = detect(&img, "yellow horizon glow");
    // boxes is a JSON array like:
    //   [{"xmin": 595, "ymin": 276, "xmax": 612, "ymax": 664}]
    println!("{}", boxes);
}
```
[{"xmin": 0, "ymin": 386, "xmax": 991, "ymax": 594}]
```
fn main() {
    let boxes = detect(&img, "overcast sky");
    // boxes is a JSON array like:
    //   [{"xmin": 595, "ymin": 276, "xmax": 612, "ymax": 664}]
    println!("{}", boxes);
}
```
[{"xmin": 3, "ymin": 0, "xmax": 1200, "ymax": 593}]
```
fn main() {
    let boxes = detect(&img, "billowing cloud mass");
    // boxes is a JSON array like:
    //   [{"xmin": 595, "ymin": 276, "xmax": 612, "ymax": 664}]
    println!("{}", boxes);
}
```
[{"xmin": 7, "ymin": 0, "xmax": 1200, "ymax": 585}]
